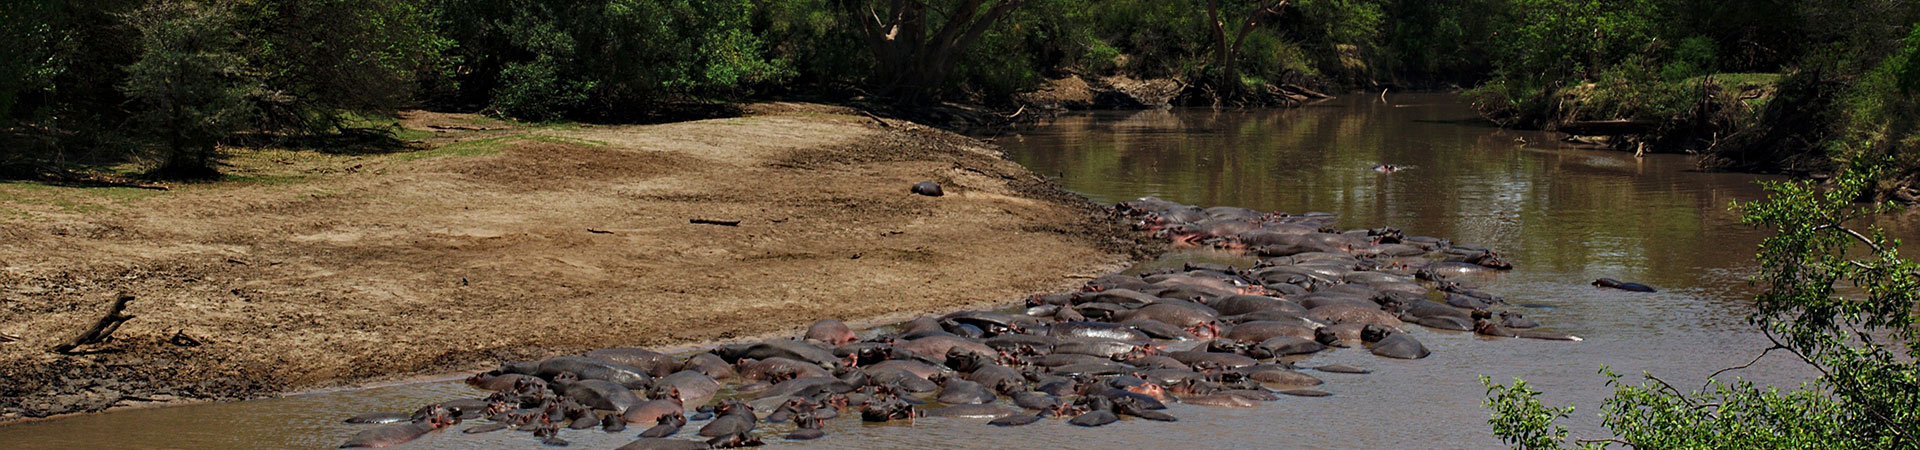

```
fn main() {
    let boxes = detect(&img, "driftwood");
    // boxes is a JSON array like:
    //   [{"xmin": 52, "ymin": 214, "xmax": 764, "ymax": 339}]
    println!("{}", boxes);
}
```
[
  {"xmin": 0, "ymin": 333, "xmax": 18, "ymax": 343},
  {"xmin": 1558, "ymin": 119, "xmax": 1658, "ymax": 136},
  {"xmin": 168, "ymin": 329, "xmax": 202, "ymax": 347},
  {"xmin": 51, "ymin": 295, "xmax": 136, "ymax": 355},
  {"xmin": 690, "ymin": 219, "xmax": 742, "ymax": 227}
]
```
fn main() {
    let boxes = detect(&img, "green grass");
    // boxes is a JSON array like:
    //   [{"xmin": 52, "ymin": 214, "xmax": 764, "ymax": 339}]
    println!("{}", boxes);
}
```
[
  {"xmin": 521, "ymin": 134, "xmax": 608, "ymax": 147},
  {"xmin": 0, "ymin": 181, "xmax": 167, "ymax": 214},
  {"xmin": 221, "ymin": 174, "xmax": 305, "ymax": 185}
]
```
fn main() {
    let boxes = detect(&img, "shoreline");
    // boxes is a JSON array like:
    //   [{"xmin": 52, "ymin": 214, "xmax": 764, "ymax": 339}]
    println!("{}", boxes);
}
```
[{"xmin": 0, "ymin": 103, "xmax": 1147, "ymax": 423}]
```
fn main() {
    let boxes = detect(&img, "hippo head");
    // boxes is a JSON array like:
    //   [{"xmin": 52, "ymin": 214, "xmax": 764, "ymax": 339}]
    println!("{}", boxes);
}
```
[
  {"xmin": 417, "ymin": 405, "xmax": 458, "ymax": 429},
  {"xmin": 1123, "ymin": 382, "xmax": 1167, "ymax": 400},
  {"xmin": 650, "ymin": 386, "xmax": 682, "ymax": 403},
  {"xmin": 1186, "ymin": 321, "xmax": 1223, "ymax": 339},
  {"xmin": 1360, "ymin": 324, "xmax": 1392, "ymax": 343},
  {"xmin": 551, "ymin": 371, "xmax": 579, "ymax": 385},
  {"xmin": 1215, "ymin": 236, "xmax": 1252, "ymax": 251},
  {"xmin": 1474, "ymin": 252, "xmax": 1513, "ymax": 270},
  {"xmin": 1474, "ymin": 319, "xmax": 1499, "ymax": 334},
  {"xmin": 1313, "ymin": 327, "xmax": 1344, "ymax": 346}
]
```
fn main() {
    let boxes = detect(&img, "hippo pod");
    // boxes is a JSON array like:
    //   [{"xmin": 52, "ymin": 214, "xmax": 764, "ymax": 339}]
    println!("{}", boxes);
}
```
[{"xmin": 359, "ymin": 197, "xmax": 1586, "ymax": 447}]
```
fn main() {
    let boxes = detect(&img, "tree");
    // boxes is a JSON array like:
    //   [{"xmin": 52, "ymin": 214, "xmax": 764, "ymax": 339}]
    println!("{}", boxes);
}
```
[
  {"xmin": 433, "ymin": 0, "xmax": 784, "ymax": 120},
  {"xmin": 119, "ymin": 0, "xmax": 258, "ymax": 178},
  {"xmin": 841, "ymin": 0, "xmax": 1028, "ymax": 104},
  {"xmin": 237, "ymin": 0, "xmax": 454, "ymax": 131},
  {"xmin": 1484, "ymin": 162, "xmax": 1920, "ymax": 449},
  {"xmin": 1203, "ymin": 0, "xmax": 1289, "ymax": 98}
]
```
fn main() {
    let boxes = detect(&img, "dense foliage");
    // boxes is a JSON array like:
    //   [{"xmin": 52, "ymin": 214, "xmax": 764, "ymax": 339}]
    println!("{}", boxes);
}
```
[
  {"xmin": 1, "ymin": 0, "xmax": 1911, "ymax": 178},
  {"xmin": 1485, "ymin": 163, "xmax": 1920, "ymax": 449}
]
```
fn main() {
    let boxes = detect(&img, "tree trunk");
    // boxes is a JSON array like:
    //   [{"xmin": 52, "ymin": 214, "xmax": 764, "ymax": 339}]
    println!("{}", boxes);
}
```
[{"xmin": 1205, "ymin": 0, "xmax": 1289, "ymax": 103}]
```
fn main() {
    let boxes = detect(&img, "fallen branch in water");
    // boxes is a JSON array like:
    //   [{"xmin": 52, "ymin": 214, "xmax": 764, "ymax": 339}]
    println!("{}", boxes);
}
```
[{"xmin": 52, "ymin": 295, "xmax": 136, "ymax": 355}]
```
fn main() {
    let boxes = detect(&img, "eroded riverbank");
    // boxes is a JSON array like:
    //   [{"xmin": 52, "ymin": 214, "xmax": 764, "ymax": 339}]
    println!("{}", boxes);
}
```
[{"xmin": 0, "ymin": 103, "xmax": 1138, "ymax": 421}]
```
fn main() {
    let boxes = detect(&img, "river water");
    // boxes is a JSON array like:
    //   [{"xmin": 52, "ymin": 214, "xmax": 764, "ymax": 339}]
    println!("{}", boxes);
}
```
[{"xmin": 2, "ymin": 93, "xmax": 1899, "ymax": 448}]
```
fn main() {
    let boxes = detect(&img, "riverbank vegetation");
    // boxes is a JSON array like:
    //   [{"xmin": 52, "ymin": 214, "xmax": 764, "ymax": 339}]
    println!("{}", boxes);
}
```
[
  {"xmin": 3, "ymin": 0, "xmax": 1915, "ymax": 186},
  {"xmin": 1461, "ymin": 0, "xmax": 1920, "ymax": 196},
  {"xmin": 1484, "ymin": 163, "xmax": 1920, "ymax": 449}
]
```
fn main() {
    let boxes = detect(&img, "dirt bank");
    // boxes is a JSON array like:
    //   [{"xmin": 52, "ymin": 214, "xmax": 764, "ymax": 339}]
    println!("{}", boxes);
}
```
[{"xmin": 0, "ymin": 103, "xmax": 1140, "ymax": 421}]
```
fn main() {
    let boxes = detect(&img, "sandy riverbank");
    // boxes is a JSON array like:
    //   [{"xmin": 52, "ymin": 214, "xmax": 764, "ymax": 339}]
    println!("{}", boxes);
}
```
[{"xmin": 0, "ymin": 103, "xmax": 1140, "ymax": 421}]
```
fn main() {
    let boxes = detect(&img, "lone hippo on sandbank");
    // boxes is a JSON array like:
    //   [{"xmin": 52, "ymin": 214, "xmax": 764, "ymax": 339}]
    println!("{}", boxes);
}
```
[
  {"xmin": 1593, "ymin": 278, "xmax": 1656, "ymax": 292},
  {"xmin": 911, "ymin": 181, "xmax": 944, "ymax": 197}
]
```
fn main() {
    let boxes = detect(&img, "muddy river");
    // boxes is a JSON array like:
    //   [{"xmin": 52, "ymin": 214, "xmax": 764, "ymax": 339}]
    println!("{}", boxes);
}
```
[{"xmin": 3, "ymin": 93, "xmax": 1903, "ymax": 448}]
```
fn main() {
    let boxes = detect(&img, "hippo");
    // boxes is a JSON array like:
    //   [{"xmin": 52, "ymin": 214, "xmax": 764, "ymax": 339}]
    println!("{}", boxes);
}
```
[
  {"xmin": 911, "ymin": 181, "xmax": 944, "ymax": 197},
  {"xmin": 638, "ymin": 411, "xmax": 686, "ymax": 438},
  {"xmin": 340, "ymin": 405, "xmax": 455, "ymax": 448},
  {"xmin": 1306, "ymin": 304, "xmax": 1405, "ymax": 328},
  {"xmin": 1255, "ymin": 336, "xmax": 1326, "ymax": 356},
  {"xmin": 561, "ymin": 379, "xmax": 643, "ymax": 412},
  {"xmin": 622, "ymin": 387, "xmax": 685, "ymax": 424},
  {"xmin": 965, "ymin": 364, "xmax": 1027, "ymax": 394},
  {"xmin": 618, "ymin": 438, "xmax": 705, "ymax": 450},
  {"xmin": 804, "ymin": 319, "xmax": 858, "ymax": 346},
  {"xmin": 463, "ymin": 372, "xmax": 540, "ymax": 392},
  {"xmin": 521, "ymin": 356, "xmax": 653, "ymax": 390},
  {"xmin": 654, "ymin": 370, "xmax": 720, "ymax": 405},
  {"xmin": 1210, "ymin": 295, "xmax": 1307, "ymax": 316},
  {"xmin": 714, "ymin": 341, "xmax": 840, "ymax": 368},
  {"xmin": 1179, "ymin": 394, "xmax": 1257, "ymax": 408},
  {"xmin": 1049, "ymin": 321, "xmax": 1152, "ymax": 343},
  {"xmin": 737, "ymin": 357, "xmax": 832, "ymax": 381},
  {"xmin": 897, "ymin": 335, "xmax": 996, "ymax": 362},
  {"xmin": 1593, "ymin": 278, "xmax": 1656, "ymax": 292},
  {"xmin": 787, "ymin": 412, "xmax": 827, "ymax": 440},
  {"xmin": 681, "ymin": 353, "xmax": 737, "ymax": 380},
  {"xmin": 989, "ymin": 414, "xmax": 1045, "ymax": 426},
  {"xmin": 697, "ymin": 401, "xmax": 756, "ymax": 439},
  {"xmin": 1115, "ymin": 302, "xmax": 1221, "ymax": 331},
  {"xmin": 1069, "ymin": 410, "xmax": 1119, "ymax": 427},
  {"xmin": 937, "ymin": 379, "xmax": 998, "ymax": 405},
  {"xmin": 1237, "ymin": 365, "xmax": 1323, "ymax": 389},
  {"xmin": 1165, "ymin": 351, "xmax": 1258, "ymax": 371},
  {"xmin": 925, "ymin": 403, "xmax": 1018, "ymax": 418},
  {"xmin": 1414, "ymin": 315, "xmax": 1474, "ymax": 332},
  {"xmin": 583, "ymin": 348, "xmax": 682, "ymax": 378},
  {"xmin": 1362, "ymin": 325, "xmax": 1430, "ymax": 359},
  {"xmin": 343, "ymin": 412, "xmax": 410, "ymax": 424}
]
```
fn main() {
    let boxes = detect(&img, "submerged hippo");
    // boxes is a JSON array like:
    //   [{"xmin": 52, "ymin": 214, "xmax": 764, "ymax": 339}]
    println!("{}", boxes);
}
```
[{"xmin": 1593, "ymin": 278, "xmax": 1656, "ymax": 292}]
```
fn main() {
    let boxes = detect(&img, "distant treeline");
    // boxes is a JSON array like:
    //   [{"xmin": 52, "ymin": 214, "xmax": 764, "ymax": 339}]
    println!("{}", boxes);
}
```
[{"xmin": 1, "ymin": 0, "xmax": 1914, "ymax": 180}]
